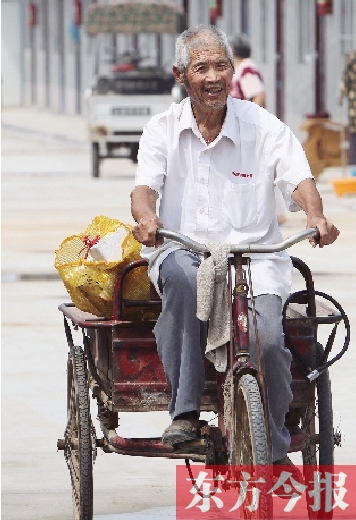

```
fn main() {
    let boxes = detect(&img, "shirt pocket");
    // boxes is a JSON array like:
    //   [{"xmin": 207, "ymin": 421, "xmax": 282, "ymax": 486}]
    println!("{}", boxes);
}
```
[{"xmin": 222, "ymin": 179, "xmax": 258, "ymax": 229}]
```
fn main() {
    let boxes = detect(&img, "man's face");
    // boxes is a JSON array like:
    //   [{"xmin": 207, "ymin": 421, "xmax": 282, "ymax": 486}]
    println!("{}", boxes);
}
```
[{"xmin": 174, "ymin": 41, "xmax": 233, "ymax": 110}]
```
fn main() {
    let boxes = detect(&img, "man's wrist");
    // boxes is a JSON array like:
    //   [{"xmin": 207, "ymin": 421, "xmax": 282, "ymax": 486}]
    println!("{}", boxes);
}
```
[
  {"xmin": 137, "ymin": 215, "xmax": 159, "ymax": 225},
  {"xmin": 307, "ymin": 214, "xmax": 326, "ymax": 223}
]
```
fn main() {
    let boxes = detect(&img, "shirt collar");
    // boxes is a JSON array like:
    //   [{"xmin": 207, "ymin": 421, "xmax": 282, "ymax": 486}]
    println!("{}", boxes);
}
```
[
  {"xmin": 178, "ymin": 97, "xmax": 197, "ymax": 134},
  {"xmin": 178, "ymin": 96, "xmax": 238, "ymax": 145},
  {"xmin": 221, "ymin": 96, "xmax": 239, "ymax": 146}
]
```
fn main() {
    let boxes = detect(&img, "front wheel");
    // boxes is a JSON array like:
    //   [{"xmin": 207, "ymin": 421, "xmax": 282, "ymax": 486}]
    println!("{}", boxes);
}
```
[
  {"xmin": 232, "ymin": 374, "xmax": 273, "ymax": 519},
  {"xmin": 64, "ymin": 345, "xmax": 96, "ymax": 520},
  {"xmin": 130, "ymin": 143, "xmax": 139, "ymax": 163}
]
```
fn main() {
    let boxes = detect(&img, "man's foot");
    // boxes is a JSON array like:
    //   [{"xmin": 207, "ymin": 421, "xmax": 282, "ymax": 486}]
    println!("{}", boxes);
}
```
[
  {"xmin": 288, "ymin": 425, "xmax": 307, "ymax": 452},
  {"xmin": 273, "ymin": 455, "xmax": 303, "ymax": 481},
  {"xmin": 161, "ymin": 412, "xmax": 200, "ymax": 446},
  {"xmin": 273, "ymin": 456, "xmax": 304, "ymax": 499}
]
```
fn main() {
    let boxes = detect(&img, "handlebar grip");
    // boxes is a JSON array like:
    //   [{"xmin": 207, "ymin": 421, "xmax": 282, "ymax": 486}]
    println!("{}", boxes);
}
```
[{"xmin": 313, "ymin": 229, "xmax": 320, "ymax": 243}]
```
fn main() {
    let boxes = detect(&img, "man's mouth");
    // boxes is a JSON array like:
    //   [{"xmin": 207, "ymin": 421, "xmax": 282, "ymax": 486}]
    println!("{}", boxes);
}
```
[{"xmin": 205, "ymin": 86, "xmax": 223, "ymax": 95}]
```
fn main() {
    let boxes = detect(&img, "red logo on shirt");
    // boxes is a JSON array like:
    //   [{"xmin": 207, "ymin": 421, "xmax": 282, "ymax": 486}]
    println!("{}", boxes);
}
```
[{"xmin": 232, "ymin": 172, "xmax": 253, "ymax": 178}]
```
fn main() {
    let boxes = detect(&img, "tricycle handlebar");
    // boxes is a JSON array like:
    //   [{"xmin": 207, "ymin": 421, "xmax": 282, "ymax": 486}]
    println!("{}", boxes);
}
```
[{"xmin": 156, "ymin": 228, "xmax": 319, "ymax": 254}]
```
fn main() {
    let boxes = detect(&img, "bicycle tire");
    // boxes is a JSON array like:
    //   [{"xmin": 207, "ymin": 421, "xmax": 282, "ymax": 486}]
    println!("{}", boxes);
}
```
[
  {"xmin": 302, "ymin": 343, "xmax": 334, "ymax": 520},
  {"xmin": 232, "ymin": 374, "xmax": 272, "ymax": 520},
  {"xmin": 64, "ymin": 345, "xmax": 95, "ymax": 520}
]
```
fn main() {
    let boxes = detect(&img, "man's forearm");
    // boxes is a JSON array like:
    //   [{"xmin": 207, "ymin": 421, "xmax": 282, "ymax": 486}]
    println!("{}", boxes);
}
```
[
  {"xmin": 131, "ymin": 185, "xmax": 158, "ymax": 223},
  {"xmin": 130, "ymin": 185, "xmax": 162, "ymax": 246},
  {"xmin": 291, "ymin": 178, "xmax": 340, "ymax": 247},
  {"xmin": 292, "ymin": 178, "xmax": 324, "ymax": 221}
]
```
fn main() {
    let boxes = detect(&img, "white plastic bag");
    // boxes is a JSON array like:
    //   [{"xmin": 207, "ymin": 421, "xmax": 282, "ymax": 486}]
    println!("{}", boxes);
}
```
[{"xmin": 87, "ymin": 227, "xmax": 129, "ymax": 262}]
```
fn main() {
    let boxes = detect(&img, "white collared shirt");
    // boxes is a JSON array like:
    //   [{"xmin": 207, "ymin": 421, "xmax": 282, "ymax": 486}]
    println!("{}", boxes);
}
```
[{"xmin": 135, "ymin": 96, "xmax": 313, "ymax": 302}]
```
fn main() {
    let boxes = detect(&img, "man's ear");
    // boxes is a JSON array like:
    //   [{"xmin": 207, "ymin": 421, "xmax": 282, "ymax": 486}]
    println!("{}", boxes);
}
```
[{"xmin": 173, "ymin": 65, "xmax": 185, "ymax": 86}]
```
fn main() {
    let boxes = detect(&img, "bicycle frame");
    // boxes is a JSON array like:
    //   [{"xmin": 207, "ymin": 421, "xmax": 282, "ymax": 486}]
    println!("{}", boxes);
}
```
[{"xmin": 228, "ymin": 254, "xmax": 272, "ymax": 464}]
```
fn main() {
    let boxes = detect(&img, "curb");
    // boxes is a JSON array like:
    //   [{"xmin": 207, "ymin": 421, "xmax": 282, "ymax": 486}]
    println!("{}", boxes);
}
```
[{"xmin": 1, "ymin": 121, "xmax": 88, "ymax": 146}]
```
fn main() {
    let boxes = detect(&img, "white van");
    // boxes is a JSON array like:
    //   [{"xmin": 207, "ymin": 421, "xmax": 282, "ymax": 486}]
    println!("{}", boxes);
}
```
[{"xmin": 87, "ymin": 69, "xmax": 179, "ymax": 177}]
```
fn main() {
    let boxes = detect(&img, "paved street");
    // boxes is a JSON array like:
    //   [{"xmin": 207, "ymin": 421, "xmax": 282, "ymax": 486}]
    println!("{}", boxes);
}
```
[{"xmin": 2, "ymin": 106, "xmax": 356, "ymax": 519}]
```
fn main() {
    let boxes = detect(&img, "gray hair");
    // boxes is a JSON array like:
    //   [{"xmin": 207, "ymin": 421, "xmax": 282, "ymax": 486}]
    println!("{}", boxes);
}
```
[{"xmin": 175, "ymin": 24, "xmax": 234, "ymax": 73}]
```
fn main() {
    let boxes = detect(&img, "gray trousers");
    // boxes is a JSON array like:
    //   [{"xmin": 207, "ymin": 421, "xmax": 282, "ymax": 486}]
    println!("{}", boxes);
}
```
[{"xmin": 154, "ymin": 249, "xmax": 292, "ymax": 461}]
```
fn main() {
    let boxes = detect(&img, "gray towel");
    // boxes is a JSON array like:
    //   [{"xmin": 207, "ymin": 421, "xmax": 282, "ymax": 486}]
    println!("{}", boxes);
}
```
[{"xmin": 196, "ymin": 242, "xmax": 231, "ymax": 371}]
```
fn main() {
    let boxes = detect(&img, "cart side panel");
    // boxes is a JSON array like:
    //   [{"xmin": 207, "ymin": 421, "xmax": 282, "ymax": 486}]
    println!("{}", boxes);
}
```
[
  {"xmin": 112, "ymin": 322, "xmax": 170, "ymax": 411},
  {"xmin": 285, "ymin": 317, "xmax": 318, "ymax": 408},
  {"xmin": 111, "ymin": 322, "xmax": 218, "ymax": 413},
  {"xmin": 87, "ymin": 327, "xmax": 113, "ymax": 390}
]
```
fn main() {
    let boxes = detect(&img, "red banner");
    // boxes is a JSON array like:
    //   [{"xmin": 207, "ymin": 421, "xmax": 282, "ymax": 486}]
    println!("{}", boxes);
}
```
[{"xmin": 177, "ymin": 465, "xmax": 356, "ymax": 519}]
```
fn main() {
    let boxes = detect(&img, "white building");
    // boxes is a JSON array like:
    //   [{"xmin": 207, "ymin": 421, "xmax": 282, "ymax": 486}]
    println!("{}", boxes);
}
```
[{"xmin": 2, "ymin": 0, "xmax": 356, "ymax": 138}]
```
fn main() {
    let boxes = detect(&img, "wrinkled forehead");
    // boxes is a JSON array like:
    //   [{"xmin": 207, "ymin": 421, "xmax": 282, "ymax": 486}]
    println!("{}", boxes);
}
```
[{"xmin": 188, "ymin": 35, "xmax": 229, "ymax": 63}]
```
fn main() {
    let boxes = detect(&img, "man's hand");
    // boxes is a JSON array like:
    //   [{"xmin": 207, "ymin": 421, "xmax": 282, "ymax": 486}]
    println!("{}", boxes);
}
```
[
  {"xmin": 132, "ymin": 215, "xmax": 163, "ymax": 247},
  {"xmin": 307, "ymin": 216, "xmax": 340, "ymax": 248},
  {"xmin": 292, "ymin": 179, "xmax": 340, "ymax": 248}
]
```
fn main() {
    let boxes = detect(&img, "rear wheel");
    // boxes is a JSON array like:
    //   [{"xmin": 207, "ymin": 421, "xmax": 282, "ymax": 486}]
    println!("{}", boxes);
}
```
[
  {"xmin": 130, "ymin": 143, "xmax": 139, "ymax": 163},
  {"xmin": 65, "ymin": 345, "xmax": 96, "ymax": 520},
  {"xmin": 231, "ymin": 374, "xmax": 272, "ymax": 520},
  {"xmin": 92, "ymin": 143, "xmax": 100, "ymax": 178},
  {"xmin": 302, "ymin": 343, "xmax": 334, "ymax": 519}
]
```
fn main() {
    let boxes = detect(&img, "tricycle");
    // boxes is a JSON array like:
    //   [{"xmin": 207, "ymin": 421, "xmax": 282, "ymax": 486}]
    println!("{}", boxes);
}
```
[{"xmin": 57, "ymin": 228, "xmax": 349, "ymax": 520}]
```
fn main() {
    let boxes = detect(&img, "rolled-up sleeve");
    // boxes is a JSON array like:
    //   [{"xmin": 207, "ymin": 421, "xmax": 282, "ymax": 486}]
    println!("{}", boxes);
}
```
[
  {"xmin": 266, "ymin": 124, "xmax": 314, "ymax": 211},
  {"xmin": 135, "ymin": 116, "xmax": 168, "ymax": 196}
]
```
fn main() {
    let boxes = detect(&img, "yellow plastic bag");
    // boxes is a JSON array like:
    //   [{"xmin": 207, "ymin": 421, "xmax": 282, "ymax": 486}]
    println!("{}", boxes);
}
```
[{"xmin": 55, "ymin": 215, "xmax": 153, "ymax": 319}]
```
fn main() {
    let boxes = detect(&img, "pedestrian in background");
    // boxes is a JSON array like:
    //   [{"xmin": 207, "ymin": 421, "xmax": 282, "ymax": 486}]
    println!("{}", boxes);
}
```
[
  {"xmin": 339, "ymin": 50, "xmax": 356, "ymax": 169},
  {"xmin": 230, "ymin": 35, "xmax": 266, "ymax": 107},
  {"xmin": 230, "ymin": 35, "xmax": 286, "ymax": 224}
]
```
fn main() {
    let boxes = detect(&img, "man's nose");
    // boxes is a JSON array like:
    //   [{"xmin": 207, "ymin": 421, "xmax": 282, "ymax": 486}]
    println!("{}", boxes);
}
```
[{"xmin": 206, "ymin": 67, "xmax": 221, "ymax": 82}]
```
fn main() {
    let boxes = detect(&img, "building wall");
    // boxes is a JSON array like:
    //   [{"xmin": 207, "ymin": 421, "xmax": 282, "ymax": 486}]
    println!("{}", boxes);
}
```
[
  {"xmin": 1, "ymin": 1, "xmax": 23, "ymax": 106},
  {"xmin": 325, "ymin": 0, "xmax": 356, "ymax": 127},
  {"xmin": 284, "ymin": 0, "xmax": 316, "ymax": 137},
  {"xmin": 216, "ymin": 0, "xmax": 356, "ymax": 139},
  {"xmin": 3, "ymin": 0, "xmax": 356, "ymax": 139}
]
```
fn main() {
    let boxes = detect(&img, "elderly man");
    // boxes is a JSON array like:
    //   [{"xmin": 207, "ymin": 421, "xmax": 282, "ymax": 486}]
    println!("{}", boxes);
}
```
[{"xmin": 130, "ymin": 25, "xmax": 339, "ymax": 468}]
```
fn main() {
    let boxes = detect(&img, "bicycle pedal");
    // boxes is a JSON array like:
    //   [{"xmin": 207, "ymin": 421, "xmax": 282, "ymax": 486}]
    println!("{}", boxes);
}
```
[{"xmin": 173, "ymin": 438, "xmax": 207, "ymax": 454}]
